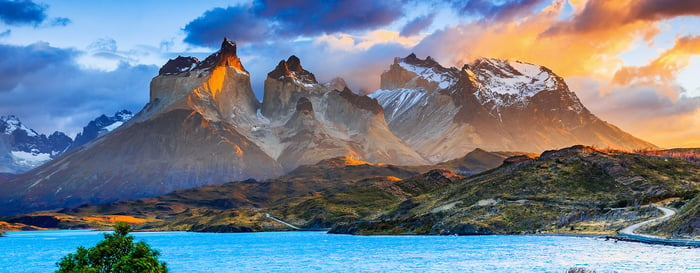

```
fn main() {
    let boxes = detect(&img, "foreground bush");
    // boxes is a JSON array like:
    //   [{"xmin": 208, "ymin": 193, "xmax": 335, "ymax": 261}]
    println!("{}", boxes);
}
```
[
  {"xmin": 56, "ymin": 222, "xmax": 167, "ymax": 273},
  {"xmin": 567, "ymin": 267, "xmax": 597, "ymax": 273}
]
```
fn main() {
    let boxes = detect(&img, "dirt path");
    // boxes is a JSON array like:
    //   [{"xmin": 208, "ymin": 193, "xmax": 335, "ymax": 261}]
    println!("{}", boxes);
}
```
[
  {"xmin": 618, "ymin": 206, "xmax": 675, "ymax": 238},
  {"xmin": 615, "ymin": 206, "xmax": 699, "ymax": 247}
]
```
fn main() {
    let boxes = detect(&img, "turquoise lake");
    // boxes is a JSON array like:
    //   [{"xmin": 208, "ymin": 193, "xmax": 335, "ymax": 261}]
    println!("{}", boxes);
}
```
[{"xmin": 0, "ymin": 230, "xmax": 697, "ymax": 272}]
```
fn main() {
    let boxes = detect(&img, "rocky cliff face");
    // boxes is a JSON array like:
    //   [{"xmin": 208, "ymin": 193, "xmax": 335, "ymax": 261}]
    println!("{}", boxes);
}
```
[
  {"xmin": 370, "ymin": 54, "xmax": 656, "ymax": 163},
  {"xmin": 261, "ymin": 55, "xmax": 325, "ymax": 121},
  {"xmin": 147, "ymin": 38, "xmax": 259, "ymax": 126},
  {"xmin": 262, "ymin": 57, "xmax": 429, "ymax": 171}
]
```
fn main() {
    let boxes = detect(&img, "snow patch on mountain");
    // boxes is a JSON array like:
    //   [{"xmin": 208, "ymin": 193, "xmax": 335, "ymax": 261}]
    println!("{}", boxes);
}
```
[
  {"xmin": 1, "ymin": 115, "xmax": 38, "ymax": 136},
  {"xmin": 369, "ymin": 89, "xmax": 428, "ymax": 121},
  {"xmin": 11, "ymin": 150, "xmax": 51, "ymax": 169},
  {"xmin": 104, "ymin": 121, "xmax": 123, "ymax": 132},
  {"xmin": 72, "ymin": 110, "xmax": 134, "ymax": 149}
]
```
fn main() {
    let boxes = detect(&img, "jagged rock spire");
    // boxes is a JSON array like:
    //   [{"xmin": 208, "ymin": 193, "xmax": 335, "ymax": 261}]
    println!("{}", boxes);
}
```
[
  {"xmin": 267, "ymin": 55, "xmax": 317, "ymax": 84},
  {"xmin": 158, "ymin": 38, "xmax": 246, "ymax": 76}
]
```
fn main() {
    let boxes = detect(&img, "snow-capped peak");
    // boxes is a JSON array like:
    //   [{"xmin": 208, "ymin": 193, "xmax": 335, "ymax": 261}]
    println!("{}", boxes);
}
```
[
  {"xmin": 1, "ymin": 115, "xmax": 38, "ymax": 136},
  {"xmin": 396, "ymin": 54, "xmax": 457, "ymax": 90},
  {"xmin": 115, "ymin": 110, "xmax": 134, "ymax": 122},
  {"xmin": 468, "ymin": 58, "xmax": 560, "ymax": 107}
]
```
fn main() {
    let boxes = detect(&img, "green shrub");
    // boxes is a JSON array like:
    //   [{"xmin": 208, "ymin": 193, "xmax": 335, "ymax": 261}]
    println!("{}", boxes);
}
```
[{"xmin": 56, "ymin": 222, "xmax": 167, "ymax": 273}]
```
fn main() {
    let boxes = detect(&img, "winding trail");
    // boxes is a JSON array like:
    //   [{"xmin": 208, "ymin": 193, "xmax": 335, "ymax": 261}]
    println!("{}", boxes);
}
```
[
  {"xmin": 616, "ymin": 206, "xmax": 699, "ymax": 247},
  {"xmin": 619, "ymin": 206, "xmax": 675, "ymax": 237}
]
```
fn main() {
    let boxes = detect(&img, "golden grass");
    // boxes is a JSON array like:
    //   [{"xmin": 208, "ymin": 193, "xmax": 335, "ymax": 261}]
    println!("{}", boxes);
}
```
[{"xmin": 82, "ymin": 215, "xmax": 148, "ymax": 224}]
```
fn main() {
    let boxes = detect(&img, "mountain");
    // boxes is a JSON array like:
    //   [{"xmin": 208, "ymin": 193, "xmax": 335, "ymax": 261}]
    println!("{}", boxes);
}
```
[
  {"xmin": 259, "ymin": 55, "xmax": 428, "ymax": 171},
  {"xmin": 369, "ymin": 54, "xmax": 656, "ymax": 163},
  {"xmin": 0, "ymin": 115, "xmax": 72, "ymax": 173},
  {"xmin": 0, "ymin": 40, "xmax": 661, "ymax": 216},
  {"xmin": 0, "ymin": 39, "xmax": 283, "ymax": 215},
  {"xmin": 0, "ymin": 111, "xmax": 134, "ymax": 174},
  {"xmin": 71, "ymin": 110, "xmax": 133, "ymax": 149}
]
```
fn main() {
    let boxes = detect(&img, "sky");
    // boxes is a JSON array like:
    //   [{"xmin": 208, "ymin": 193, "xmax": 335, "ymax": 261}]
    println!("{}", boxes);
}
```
[{"xmin": 0, "ymin": 0, "xmax": 699, "ymax": 148}]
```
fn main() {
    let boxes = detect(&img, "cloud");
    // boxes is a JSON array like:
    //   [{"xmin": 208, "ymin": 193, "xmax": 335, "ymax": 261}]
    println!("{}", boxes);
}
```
[
  {"xmin": 49, "ymin": 17, "xmax": 71, "ymax": 27},
  {"xmin": 254, "ymin": 0, "xmax": 403, "ymax": 36},
  {"xmin": 183, "ymin": 5, "xmax": 268, "ymax": 47},
  {"xmin": 0, "ymin": 41, "xmax": 75, "ymax": 90},
  {"xmin": 544, "ymin": 0, "xmax": 700, "ymax": 35},
  {"xmin": 302, "ymin": 41, "xmax": 412, "ymax": 93},
  {"xmin": 0, "ymin": 42, "xmax": 157, "ymax": 137},
  {"xmin": 0, "ymin": 0, "xmax": 46, "ymax": 26},
  {"xmin": 400, "ymin": 13, "xmax": 436, "ymax": 37},
  {"xmin": 571, "ymin": 77, "xmax": 700, "ymax": 148},
  {"xmin": 412, "ymin": 0, "xmax": 637, "ymax": 78},
  {"xmin": 183, "ymin": 0, "xmax": 404, "ymax": 47},
  {"xmin": 453, "ymin": 0, "xmax": 548, "ymax": 22},
  {"xmin": 612, "ymin": 35, "xmax": 700, "ymax": 97},
  {"xmin": 633, "ymin": 0, "xmax": 700, "ymax": 21},
  {"xmin": 230, "ymin": 29, "xmax": 417, "ymax": 98}
]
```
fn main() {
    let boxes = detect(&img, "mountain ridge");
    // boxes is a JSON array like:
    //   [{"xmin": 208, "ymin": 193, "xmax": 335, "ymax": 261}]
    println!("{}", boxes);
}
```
[
  {"xmin": 370, "ymin": 53, "xmax": 655, "ymax": 162},
  {"xmin": 0, "ymin": 39, "xmax": 659, "ymax": 216}
]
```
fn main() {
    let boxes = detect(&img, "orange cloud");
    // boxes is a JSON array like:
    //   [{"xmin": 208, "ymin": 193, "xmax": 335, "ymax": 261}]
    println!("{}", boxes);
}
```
[
  {"xmin": 415, "ymin": 0, "xmax": 654, "ymax": 79},
  {"xmin": 613, "ymin": 35, "xmax": 700, "ymax": 98},
  {"xmin": 544, "ymin": 0, "xmax": 700, "ymax": 35},
  {"xmin": 572, "ymin": 77, "xmax": 700, "ymax": 148},
  {"xmin": 412, "ymin": 0, "xmax": 700, "ymax": 148}
]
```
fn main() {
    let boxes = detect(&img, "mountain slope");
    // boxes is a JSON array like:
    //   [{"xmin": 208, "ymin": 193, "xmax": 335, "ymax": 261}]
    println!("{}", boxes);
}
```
[{"xmin": 370, "ymin": 54, "xmax": 656, "ymax": 163}]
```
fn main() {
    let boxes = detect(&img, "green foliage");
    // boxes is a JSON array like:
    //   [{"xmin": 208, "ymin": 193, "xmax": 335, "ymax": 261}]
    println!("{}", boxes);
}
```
[{"xmin": 56, "ymin": 222, "xmax": 167, "ymax": 273}]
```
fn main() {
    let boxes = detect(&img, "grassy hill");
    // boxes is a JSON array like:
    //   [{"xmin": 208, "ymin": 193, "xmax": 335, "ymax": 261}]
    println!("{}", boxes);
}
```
[
  {"xmin": 331, "ymin": 146, "xmax": 700, "ymax": 236},
  {"xmin": 642, "ymin": 192, "xmax": 700, "ymax": 239}
]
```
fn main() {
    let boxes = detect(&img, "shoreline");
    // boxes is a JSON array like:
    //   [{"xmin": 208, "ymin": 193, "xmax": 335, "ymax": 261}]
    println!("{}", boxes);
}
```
[{"xmin": 3, "ymin": 227, "xmax": 698, "ymax": 248}]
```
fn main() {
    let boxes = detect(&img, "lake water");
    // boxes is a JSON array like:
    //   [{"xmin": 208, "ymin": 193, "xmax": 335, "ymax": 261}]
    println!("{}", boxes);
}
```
[{"xmin": 0, "ymin": 230, "xmax": 698, "ymax": 272}]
